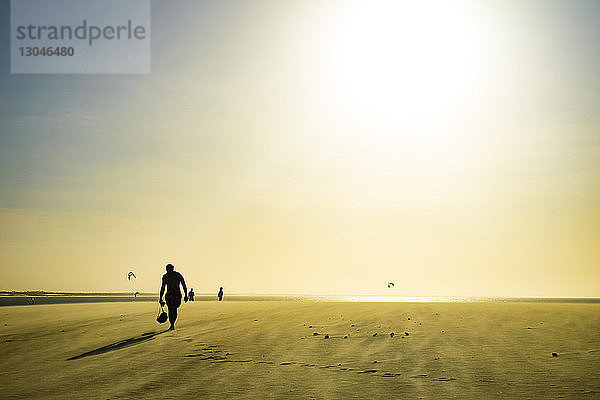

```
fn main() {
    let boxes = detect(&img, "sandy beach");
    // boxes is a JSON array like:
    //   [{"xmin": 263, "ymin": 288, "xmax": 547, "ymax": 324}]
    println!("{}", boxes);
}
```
[{"xmin": 1, "ymin": 300, "xmax": 599, "ymax": 399}]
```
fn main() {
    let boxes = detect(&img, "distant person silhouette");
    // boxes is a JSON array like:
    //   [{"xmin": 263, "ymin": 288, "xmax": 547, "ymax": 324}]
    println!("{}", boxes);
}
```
[
  {"xmin": 159, "ymin": 264, "xmax": 188, "ymax": 330},
  {"xmin": 188, "ymin": 288, "xmax": 195, "ymax": 301},
  {"xmin": 218, "ymin": 287, "xmax": 224, "ymax": 301}
]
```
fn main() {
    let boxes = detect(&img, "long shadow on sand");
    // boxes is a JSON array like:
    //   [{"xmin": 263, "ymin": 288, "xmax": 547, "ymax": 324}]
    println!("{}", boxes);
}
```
[{"xmin": 67, "ymin": 330, "xmax": 169, "ymax": 360}]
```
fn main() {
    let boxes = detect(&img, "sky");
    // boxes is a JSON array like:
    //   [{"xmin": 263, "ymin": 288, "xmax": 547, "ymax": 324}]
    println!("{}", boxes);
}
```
[{"xmin": 0, "ymin": 0, "xmax": 599, "ymax": 296}]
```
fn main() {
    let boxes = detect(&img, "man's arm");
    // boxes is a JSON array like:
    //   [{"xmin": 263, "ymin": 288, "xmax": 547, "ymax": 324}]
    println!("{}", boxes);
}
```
[
  {"xmin": 181, "ymin": 274, "xmax": 188, "ymax": 303},
  {"xmin": 159, "ymin": 276, "xmax": 166, "ymax": 306}
]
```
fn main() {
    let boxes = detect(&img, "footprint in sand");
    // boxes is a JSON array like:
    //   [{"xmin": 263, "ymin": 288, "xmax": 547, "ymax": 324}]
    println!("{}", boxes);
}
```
[
  {"xmin": 185, "ymin": 353, "xmax": 205, "ymax": 357},
  {"xmin": 185, "ymin": 354, "xmax": 227, "ymax": 360},
  {"xmin": 380, "ymin": 373, "xmax": 402, "ymax": 377}
]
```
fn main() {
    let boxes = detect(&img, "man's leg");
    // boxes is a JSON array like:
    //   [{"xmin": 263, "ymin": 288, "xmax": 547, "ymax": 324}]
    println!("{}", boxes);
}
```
[{"xmin": 168, "ymin": 305, "xmax": 177, "ymax": 329}]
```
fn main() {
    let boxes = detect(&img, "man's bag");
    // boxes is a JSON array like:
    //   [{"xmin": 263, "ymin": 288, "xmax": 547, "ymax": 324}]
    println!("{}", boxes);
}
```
[{"xmin": 156, "ymin": 305, "xmax": 168, "ymax": 323}]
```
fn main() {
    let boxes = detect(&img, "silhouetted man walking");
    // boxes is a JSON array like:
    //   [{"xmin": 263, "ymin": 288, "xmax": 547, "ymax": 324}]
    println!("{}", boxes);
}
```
[{"xmin": 159, "ymin": 263, "xmax": 188, "ymax": 330}]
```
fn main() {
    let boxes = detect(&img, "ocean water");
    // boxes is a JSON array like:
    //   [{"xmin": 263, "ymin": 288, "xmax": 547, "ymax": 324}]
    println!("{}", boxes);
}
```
[{"xmin": 0, "ymin": 294, "xmax": 598, "ymax": 306}]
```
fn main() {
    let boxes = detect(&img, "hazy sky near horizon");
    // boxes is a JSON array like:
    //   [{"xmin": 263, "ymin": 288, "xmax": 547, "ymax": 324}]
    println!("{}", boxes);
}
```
[{"xmin": 1, "ymin": 0, "xmax": 599, "ymax": 296}]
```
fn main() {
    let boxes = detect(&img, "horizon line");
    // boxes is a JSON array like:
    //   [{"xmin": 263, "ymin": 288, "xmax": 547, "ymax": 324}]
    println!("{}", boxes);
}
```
[{"xmin": 1, "ymin": 290, "xmax": 599, "ymax": 300}]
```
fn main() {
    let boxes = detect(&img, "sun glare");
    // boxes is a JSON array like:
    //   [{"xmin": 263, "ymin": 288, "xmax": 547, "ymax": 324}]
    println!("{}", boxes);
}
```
[{"xmin": 325, "ymin": 0, "xmax": 490, "ymax": 123}]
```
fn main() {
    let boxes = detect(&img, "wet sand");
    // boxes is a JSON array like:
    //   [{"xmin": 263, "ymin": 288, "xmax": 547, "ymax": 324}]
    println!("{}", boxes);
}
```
[{"xmin": 1, "ymin": 301, "xmax": 599, "ymax": 399}]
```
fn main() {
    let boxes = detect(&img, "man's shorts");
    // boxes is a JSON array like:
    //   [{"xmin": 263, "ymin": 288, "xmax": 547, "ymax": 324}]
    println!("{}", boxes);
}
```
[{"xmin": 165, "ymin": 291, "xmax": 182, "ymax": 308}]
